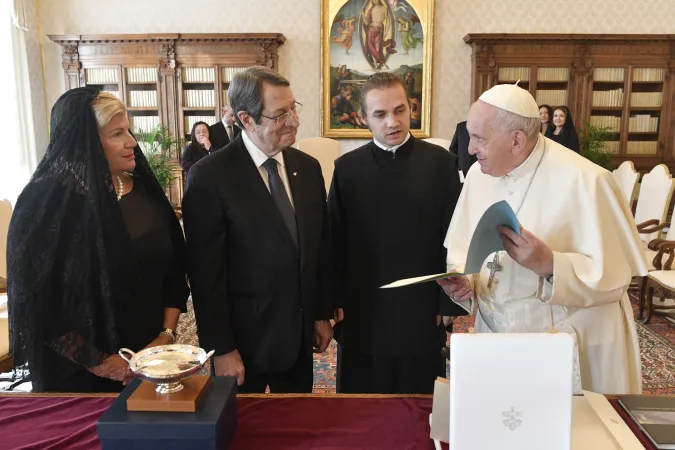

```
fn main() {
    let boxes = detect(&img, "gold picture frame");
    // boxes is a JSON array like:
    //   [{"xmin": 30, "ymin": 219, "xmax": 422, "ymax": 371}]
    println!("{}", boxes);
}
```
[{"xmin": 321, "ymin": 0, "xmax": 434, "ymax": 139}]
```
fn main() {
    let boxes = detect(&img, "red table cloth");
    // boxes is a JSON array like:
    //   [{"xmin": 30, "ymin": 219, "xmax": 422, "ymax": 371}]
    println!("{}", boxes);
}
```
[{"xmin": 0, "ymin": 393, "xmax": 655, "ymax": 449}]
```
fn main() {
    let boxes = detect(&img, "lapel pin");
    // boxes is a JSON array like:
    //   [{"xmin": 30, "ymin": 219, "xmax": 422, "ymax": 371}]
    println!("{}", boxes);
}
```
[{"xmin": 293, "ymin": 172, "xmax": 298, "ymax": 176}]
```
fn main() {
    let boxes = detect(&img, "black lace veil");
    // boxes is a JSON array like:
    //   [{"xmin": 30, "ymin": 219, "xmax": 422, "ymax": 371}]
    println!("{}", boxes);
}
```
[{"xmin": 7, "ymin": 86, "xmax": 186, "ymax": 387}]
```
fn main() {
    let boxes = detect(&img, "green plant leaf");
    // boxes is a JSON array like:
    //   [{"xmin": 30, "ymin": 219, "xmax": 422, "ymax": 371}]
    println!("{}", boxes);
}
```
[
  {"xmin": 134, "ymin": 124, "xmax": 185, "ymax": 190},
  {"xmin": 579, "ymin": 119, "xmax": 616, "ymax": 171}
]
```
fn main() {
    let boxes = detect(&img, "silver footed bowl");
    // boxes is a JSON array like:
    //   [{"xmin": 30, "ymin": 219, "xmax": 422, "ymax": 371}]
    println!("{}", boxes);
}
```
[{"xmin": 119, "ymin": 344, "xmax": 215, "ymax": 394}]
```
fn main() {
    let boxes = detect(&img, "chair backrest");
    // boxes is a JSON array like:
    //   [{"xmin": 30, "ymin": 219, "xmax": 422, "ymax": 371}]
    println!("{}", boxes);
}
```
[
  {"xmin": 0, "ymin": 199, "xmax": 12, "ymax": 279},
  {"xmin": 634, "ymin": 164, "xmax": 675, "ymax": 244},
  {"xmin": 422, "ymin": 138, "xmax": 451, "ymax": 151},
  {"xmin": 422, "ymin": 138, "xmax": 464, "ymax": 182},
  {"xmin": 612, "ymin": 161, "xmax": 640, "ymax": 208},
  {"xmin": 665, "ymin": 204, "xmax": 675, "ymax": 241},
  {"xmin": 295, "ymin": 137, "xmax": 341, "ymax": 194}
]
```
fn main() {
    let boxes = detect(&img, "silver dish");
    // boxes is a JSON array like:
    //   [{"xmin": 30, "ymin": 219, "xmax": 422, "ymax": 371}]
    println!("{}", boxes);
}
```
[{"xmin": 119, "ymin": 345, "xmax": 215, "ymax": 394}]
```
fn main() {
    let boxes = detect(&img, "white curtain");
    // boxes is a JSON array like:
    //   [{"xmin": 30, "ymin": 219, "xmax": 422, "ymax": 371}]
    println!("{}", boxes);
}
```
[{"xmin": 0, "ymin": 0, "xmax": 38, "ymax": 204}]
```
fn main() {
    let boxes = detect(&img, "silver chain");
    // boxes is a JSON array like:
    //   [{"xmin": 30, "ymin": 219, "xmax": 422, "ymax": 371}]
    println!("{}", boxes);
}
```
[
  {"xmin": 512, "ymin": 139, "xmax": 546, "ymax": 216},
  {"xmin": 491, "ymin": 140, "xmax": 547, "ymax": 268}
]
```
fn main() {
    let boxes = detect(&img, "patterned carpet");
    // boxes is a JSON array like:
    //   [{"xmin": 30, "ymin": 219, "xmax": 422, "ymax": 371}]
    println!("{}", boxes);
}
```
[{"xmin": 177, "ymin": 289, "xmax": 675, "ymax": 395}]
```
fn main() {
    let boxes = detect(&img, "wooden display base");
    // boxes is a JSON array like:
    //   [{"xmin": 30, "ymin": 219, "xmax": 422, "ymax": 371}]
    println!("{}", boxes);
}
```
[{"xmin": 126, "ymin": 375, "xmax": 212, "ymax": 412}]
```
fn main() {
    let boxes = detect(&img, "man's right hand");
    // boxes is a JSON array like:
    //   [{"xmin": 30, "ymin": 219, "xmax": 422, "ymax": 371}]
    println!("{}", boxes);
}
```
[
  {"xmin": 333, "ymin": 308, "xmax": 344, "ymax": 323},
  {"xmin": 213, "ymin": 350, "xmax": 245, "ymax": 386},
  {"xmin": 437, "ymin": 276, "xmax": 473, "ymax": 302}
]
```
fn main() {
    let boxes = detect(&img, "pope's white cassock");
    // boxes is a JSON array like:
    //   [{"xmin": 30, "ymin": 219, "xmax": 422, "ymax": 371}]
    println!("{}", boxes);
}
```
[{"xmin": 444, "ymin": 135, "xmax": 647, "ymax": 395}]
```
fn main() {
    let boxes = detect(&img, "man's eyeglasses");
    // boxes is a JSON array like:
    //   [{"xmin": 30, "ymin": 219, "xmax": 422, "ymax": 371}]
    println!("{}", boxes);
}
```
[{"xmin": 260, "ymin": 102, "xmax": 303, "ymax": 126}]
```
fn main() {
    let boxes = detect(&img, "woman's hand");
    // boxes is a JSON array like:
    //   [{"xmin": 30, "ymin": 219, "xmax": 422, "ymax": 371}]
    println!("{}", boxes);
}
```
[
  {"xmin": 199, "ymin": 136, "xmax": 212, "ymax": 150},
  {"xmin": 89, "ymin": 354, "xmax": 133, "ymax": 384},
  {"xmin": 144, "ymin": 333, "xmax": 174, "ymax": 350}
]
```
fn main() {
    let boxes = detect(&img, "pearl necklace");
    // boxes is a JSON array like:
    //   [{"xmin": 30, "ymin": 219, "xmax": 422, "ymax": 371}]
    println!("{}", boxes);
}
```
[{"xmin": 116, "ymin": 175, "xmax": 124, "ymax": 201}]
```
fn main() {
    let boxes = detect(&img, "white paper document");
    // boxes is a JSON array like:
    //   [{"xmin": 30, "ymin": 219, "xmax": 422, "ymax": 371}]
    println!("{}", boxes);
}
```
[
  {"xmin": 381, "ymin": 200, "xmax": 520, "ymax": 289},
  {"xmin": 429, "ymin": 377, "xmax": 449, "ymax": 443},
  {"xmin": 430, "ymin": 384, "xmax": 644, "ymax": 449},
  {"xmin": 450, "ymin": 333, "xmax": 574, "ymax": 450}
]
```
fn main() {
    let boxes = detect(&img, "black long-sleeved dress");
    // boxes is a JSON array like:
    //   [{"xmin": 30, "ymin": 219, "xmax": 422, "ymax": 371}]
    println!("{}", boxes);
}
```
[{"xmin": 39, "ymin": 181, "xmax": 188, "ymax": 392}]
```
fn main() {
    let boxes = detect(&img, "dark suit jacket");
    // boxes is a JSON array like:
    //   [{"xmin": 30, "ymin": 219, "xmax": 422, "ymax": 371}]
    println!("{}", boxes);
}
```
[
  {"xmin": 181, "ymin": 143, "xmax": 214, "ymax": 175},
  {"xmin": 209, "ymin": 121, "xmax": 241, "ymax": 151},
  {"xmin": 449, "ymin": 121, "xmax": 477, "ymax": 177},
  {"xmin": 182, "ymin": 135, "xmax": 332, "ymax": 375}
]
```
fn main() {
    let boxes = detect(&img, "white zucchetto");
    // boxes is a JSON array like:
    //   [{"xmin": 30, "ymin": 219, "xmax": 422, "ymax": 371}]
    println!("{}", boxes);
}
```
[{"xmin": 478, "ymin": 82, "xmax": 541, "ymax": 119}]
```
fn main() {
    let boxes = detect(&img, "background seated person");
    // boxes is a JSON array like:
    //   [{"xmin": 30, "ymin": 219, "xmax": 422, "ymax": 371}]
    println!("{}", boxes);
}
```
[{"xmin": 181, "ymin": 121, "xmax": 216, "ymax": 175}]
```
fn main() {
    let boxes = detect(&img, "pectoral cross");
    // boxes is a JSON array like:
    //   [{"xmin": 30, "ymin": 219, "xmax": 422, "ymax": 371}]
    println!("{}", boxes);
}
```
[{"xmin": 486, "ymin": 252, "xmax": 503, "ymax": 289}]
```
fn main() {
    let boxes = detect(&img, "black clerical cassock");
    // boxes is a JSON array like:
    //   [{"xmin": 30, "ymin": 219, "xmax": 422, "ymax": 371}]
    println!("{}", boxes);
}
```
[{"xmin": 328, "ymin": 135, "xmax": 466, "ymax": 394}]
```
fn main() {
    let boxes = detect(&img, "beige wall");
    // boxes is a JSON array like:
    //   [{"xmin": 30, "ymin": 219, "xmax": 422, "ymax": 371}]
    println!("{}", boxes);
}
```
[
  {"xmin": 21, "ymin": 0, "xmax": 49, "ymax": 160},
  {"xmin": 38, "ymin": 0, "xmax": 675, "ymax": 154}
]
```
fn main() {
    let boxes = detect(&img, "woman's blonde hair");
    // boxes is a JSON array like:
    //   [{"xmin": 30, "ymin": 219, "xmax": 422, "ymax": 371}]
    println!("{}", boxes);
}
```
[{"xmin": 91, "ymin": 91, "xmax": 127, "ymax": 128}]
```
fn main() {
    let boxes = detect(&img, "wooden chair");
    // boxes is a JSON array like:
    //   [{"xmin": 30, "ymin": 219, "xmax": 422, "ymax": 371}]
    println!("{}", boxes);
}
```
[
  {"xmin": 612, "ymin": 161, "xmax": 640, "ymax": 209},
  {"xmin": 642, "ymin": 237, "xmax": 675, "ymax": 323},
  {"xmin": 632, "ymin": 165, "xmax": 675, "ymax": 312},
  {"xmin": 422, "ymin": 138, "xmax": 451, "ymax": 151},
  {"xmin": 422, "ymin": 138, "xmax": 466, "ymax": 183},
  {"xmin": 0, "ymin": 199, "xmax": 12, "ymax": 286},
  {"xmin": 295, "ymin": 137, "xmax": 341, "ymax": 195},
  {"xmin": 634, "ymin": 164, "xmax": 675, "ymax": 246},
  {"xmin": 0, "ymin": 199, "xmax": 12, "ymax": 363}
]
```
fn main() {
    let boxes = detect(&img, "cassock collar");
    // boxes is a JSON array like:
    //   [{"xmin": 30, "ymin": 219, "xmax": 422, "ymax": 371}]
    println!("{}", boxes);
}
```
[
  {"xmin": 242, "ymin": 130, "xmax": 286, "ymax": 169},
  {"xmin": 373, "ymin": 132, "xmax": 411, "ymax": 153},
  {"xmin": 504, "ymin": 134, "xmax": 545, "ymax": 180}
]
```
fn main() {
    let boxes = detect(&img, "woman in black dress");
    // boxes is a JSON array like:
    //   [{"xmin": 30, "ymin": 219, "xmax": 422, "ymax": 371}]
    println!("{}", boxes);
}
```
[
  {"xmin": 7, "ymin": 87, "xmax": 189, "ymax": 392},
  {"xmin": 538, "ymin": 104, "xmax": 553, "ymax": 135},
  {"xmin": 544, "ymin": 105, "xmax": 580, "ymax": 153},
  {"xmin": 180, "ymin": 121, "xmax": 215, "ymax": 176}
]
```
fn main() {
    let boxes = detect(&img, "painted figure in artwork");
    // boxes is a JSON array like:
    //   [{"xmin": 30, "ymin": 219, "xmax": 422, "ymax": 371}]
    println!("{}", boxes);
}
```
[
  {"xmin": 404, "ymin": 71, "xmax": 415, "ymax": 97},
  {"xmin": 388, "ymin": 0, "xmax": 408, "ymax": 12},
  {"xmin": 360, "ymin": 0, "xmax": 397, "ymax": 70},
  {"xmin": 331, "ymin": 16, "xmax": 357, "ymax": 54},
  {"xmin": 397, "ymin": 15, "xmax": 423, "ymax": 54},
  {"xmin": 410, "ymin": 96, "xmax": 421, "ymax": 129},
  {"xmin": 331, "ymin": 84, "xmax": 365, "ymax": 128}
]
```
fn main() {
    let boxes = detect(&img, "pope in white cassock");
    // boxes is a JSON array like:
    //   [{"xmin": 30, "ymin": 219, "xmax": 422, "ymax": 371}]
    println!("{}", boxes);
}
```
[{"xmin": 439, "ymin": 84, "xmax": 647, "ymax": 395}]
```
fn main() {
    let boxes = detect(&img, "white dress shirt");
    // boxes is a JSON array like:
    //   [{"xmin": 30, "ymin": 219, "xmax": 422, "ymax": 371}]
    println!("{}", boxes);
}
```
[
  {"xmin": 373, "ymin": 132, "xmax": 411, "ymax": 153},
  {"xmin": 242, "ymin": 131, "xmax": 295, "ymax": 209}
]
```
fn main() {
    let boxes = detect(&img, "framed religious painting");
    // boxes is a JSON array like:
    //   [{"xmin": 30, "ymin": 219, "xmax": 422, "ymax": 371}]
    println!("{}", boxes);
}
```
[{"xmin": 321, "ymin": 0, "xmax": 434, "ymax": 138}]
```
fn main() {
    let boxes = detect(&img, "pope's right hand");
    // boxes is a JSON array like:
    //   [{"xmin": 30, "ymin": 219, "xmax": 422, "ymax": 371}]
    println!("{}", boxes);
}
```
[
  {"xmin": 437, "ymin": 276, "xmax": 473, "ymax": 303},
  {"xmin": 214, "ymin": 350, "xmax": 245, "ymax": 386}
]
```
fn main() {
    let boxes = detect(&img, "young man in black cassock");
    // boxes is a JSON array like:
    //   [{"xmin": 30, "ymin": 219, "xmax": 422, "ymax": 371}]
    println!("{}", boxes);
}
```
[{"xmin": 328, "ymin": 72, "xmax": 466, "ymax": 394}]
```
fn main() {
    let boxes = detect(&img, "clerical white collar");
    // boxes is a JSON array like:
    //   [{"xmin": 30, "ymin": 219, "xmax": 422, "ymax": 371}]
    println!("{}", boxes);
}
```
[
  {"xmin": 505, "ymin": 134, "xmax": 545, "ymax": 180},
  {"xmin": 373, "ymin": 132, "xmax": 411, "ymax": 153},
  {"xmin": 242, "ymin": 130, "xmax": 286, "ymax": 169}
]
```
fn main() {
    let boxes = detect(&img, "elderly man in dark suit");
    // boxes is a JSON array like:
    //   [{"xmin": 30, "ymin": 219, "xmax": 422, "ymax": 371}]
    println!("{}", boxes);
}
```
[
  {"xmin": 209, "ymin": 104, "xmax": 241, "ymax": 150},
  {"xmin": 182, "ymin": 67, "xmax": 333, "ymax": 393}
]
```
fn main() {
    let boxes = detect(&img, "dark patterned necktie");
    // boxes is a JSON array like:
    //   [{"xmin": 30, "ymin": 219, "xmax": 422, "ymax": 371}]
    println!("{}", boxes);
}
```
[{"xmin": 262, "ymin": 158, "xmax": 298, "ymax": 247}]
